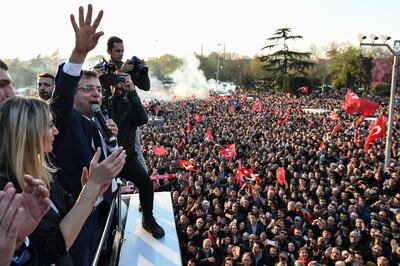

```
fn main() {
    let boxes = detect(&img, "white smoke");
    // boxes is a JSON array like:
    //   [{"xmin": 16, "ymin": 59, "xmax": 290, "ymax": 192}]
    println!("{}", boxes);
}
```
[
  {"xmin": 136, "ymin": 52, "xmax": 211, "ymax": 102},
  {"xmin": 136, "ymin": 74, "xmax": 171, "ymax": 101},
  {"xmin": 169, "ymin": 52, "xmax": 209, "ymax": 99}
]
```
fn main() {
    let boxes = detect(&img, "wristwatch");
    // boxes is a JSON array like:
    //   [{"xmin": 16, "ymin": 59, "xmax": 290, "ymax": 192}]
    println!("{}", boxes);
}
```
[{"xmin": 12, "ymin": 237, "xmax": 31, "ymax": 265}]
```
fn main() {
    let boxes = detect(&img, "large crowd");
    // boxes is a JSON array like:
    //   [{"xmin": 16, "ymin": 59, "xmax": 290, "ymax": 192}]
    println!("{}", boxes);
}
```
[
  {"xmin": 1, "ymin": 4, "xmax": 400, "ymax": 265},
  {"xmin": 139, "ymin": 91, "xmax": 400, "ymax": 266}
]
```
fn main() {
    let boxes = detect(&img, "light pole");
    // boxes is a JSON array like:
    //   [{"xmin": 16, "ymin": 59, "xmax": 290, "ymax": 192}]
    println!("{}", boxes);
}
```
[
  {"xmin": 216, "ymin": 43, "xmax": 221, "ymax": 84},
  {"xmin": 154, "ymin": 39, "xmax": 160, "ymax": 80},
  {"xmin": 358, "ymin": 34, "xmax": 400, "ymax": 168}
]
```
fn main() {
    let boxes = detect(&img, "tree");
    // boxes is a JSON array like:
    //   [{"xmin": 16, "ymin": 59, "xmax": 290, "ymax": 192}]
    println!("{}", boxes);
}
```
[
  {"xmin": 146, "ymin": 54, "xmax": 182, "ymax": 80},
  {"xmin": 306, "ymin": 45, "xmax": 331, "ymax": 91},
  {"xmin": 258, "ymin": 28, "xmax": 314, "ymax": 89},
  {"xmin": 328, "ymin": 46, "xmax": 373, "ymax": 92}
]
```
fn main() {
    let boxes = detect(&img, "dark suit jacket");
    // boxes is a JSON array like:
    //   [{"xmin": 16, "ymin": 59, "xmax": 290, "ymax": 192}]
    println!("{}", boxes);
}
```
[
  {"xmin": 0, "ymin": 169, "xmax": 75, "ymax": 266},
  {"xmin": 51, "ymin": 64, "xmax": 95, "ymax": 199},
  {"xmin": 245, "ymin": 222, "xmax": 265, "ymax": 236}
]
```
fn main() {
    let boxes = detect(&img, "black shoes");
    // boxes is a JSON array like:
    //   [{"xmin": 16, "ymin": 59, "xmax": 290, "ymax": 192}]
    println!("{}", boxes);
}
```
[{"xmin": 142, "ymin": 216, "xmax": 165, "ymax": 239}]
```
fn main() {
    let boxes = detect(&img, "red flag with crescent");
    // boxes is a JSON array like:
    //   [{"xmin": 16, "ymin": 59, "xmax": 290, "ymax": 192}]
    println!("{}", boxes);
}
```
[{"xmin": 364, "ymin": 115, "xmax": 385, "ymax": 152}]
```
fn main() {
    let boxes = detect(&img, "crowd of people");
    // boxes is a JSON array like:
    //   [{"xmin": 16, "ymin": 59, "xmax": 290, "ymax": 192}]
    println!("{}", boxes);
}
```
[
  {"xmin": 138, "ymin": 92, "xmax": 400, "ymax": 266},
  {"xmin": 0, "ymin": 4, "xmax": 161, "ymax": 266},
  {"xmin": 1, "ymin": 3, "xmax": 400, "ymax": 266}
]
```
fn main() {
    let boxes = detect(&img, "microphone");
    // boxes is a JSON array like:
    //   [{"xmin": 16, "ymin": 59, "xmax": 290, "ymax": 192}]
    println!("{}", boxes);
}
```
[{"xmin": 90, "ymin": 103, "xmax": 117, "ymax": 148}]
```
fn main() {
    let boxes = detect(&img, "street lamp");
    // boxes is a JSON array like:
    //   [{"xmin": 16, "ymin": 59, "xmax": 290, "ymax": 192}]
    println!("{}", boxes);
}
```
[
  {"xmin": 216, "ymin": 43, "xmax": 221, "ymax": 84},
  {"xmin": 358, "ymin": 33, "xmax": 400, "ymax": 168}
]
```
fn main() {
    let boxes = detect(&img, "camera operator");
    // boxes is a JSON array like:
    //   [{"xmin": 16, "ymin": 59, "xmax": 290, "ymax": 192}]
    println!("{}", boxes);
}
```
[
  {"xmin": 96, "ymin": 36, "xmax": 149, "ymax": 171},
  {"xmin": 97, "ymin": 36, "xmax": 165, "ymax": 238}
]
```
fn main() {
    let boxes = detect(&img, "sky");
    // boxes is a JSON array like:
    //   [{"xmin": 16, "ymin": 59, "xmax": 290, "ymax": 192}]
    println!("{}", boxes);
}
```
[{"xmin": 1, "ymin": 0, "xmax": 399, "ymax": 60}]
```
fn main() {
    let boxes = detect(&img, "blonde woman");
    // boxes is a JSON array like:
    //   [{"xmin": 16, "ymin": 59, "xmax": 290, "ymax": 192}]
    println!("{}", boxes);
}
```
[{"xmin": 0, "ymin": 96, "xmax": 126, "ymax": 265}]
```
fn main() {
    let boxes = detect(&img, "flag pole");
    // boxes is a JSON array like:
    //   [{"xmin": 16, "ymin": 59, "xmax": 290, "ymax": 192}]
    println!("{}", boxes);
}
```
[
  {"xmin": 358, "ymin": 36, "xmax": 400, "ymax": 168},
  {"xmin": 384, "ymin": 55, "xmax": 398, "ymax": 168}
]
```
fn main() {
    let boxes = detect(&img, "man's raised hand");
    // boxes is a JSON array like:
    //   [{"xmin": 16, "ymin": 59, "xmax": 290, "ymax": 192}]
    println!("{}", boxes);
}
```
[{"xmin": 70, "ymin": 4, "xmax": 104, "ymax": 63}]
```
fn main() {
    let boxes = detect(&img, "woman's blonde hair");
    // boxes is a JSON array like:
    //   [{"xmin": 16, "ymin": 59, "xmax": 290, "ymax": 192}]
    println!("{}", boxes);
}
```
[{"xmin": 0, "ymin": 96, "xmax": 54, "ymax": 189}]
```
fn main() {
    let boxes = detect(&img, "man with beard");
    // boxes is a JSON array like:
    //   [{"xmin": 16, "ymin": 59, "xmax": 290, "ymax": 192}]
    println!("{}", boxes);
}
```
[
  {"xmin": 36, "ymin": 73, "xmax": 55, "ymax": 100},
  {"xmin": 102, "ymin": 73, "xmax": 165, "ymax": 238}
]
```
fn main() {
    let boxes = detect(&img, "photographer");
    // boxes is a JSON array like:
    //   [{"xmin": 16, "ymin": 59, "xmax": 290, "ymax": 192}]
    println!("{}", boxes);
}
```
[
  {"xmin": 102, "ymin": 71, "xmax": 165, "ymax": 238},
  {"xmin": 96, "ymin": 36, "xmax": 150, "ymax": 95},
  {"xmin": 96, "ymin": 36, "xmax": 149, "ymax": 171}
]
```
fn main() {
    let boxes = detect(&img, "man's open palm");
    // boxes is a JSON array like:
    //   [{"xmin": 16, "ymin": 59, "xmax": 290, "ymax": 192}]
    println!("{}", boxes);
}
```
[{"xmin": 70, "ymin": 4, "xmax": 104, "ymax": 55}]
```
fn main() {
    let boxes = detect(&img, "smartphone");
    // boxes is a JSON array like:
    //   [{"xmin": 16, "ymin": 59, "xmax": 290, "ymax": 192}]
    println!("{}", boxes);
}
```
[{"xmin": 267, "ymin": 240, "xmax": 276, "ymax": 246}]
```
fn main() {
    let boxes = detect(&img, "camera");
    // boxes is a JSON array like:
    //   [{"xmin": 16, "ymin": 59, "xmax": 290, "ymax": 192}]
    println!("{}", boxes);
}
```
[
  {"xmin": 116, "ymin": 74, "xmax": 126, "ymax": 83},
  {"xmin": 96, "ymin": 57, "xmax": 148, "ymax": 89},
  {"xmin": 130, "ymin": 56, "xmax": 148, "ymax": 74}
]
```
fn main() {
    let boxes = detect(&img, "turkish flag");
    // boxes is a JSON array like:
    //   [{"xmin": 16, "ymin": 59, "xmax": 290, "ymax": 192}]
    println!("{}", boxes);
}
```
[
  {"xmin": 177, "ymin": 139, "xmax": 185, "ymax": 147},
  {"xmin": 333, "ymin": 121, "xmax": 342, "ymax": 132},
  {"xmin": 178, "ymin": 159, "xmax": 199, "ymax": 172},
  {"xmin": 276, "ymin": 167, "xmax": 285, "ymax": 186},
  {"xmin": 343, "ymin": 90, "xmax": 378, "ymax": 116},
  {"xmin": 235, "ymin": 165, "xmax": 255, "ymax": 186},
  {"xmin": 319, "ymin": 139, "xmax": 325, "ymax": 150},
  {"xmin": 251, "ymin": 101, "xmax": 262, "ymax": 112},
  {"xmin": 187, "ymin": 118, "xmax": 191, "ymax": 132},
  {"xmin": 149, "ymin": 173, "xmax": 176, "ymax": 180},
  {"xmin": 152, "ymin": 146, "xmax": 166, "ymax": 156},
  {"xmin": 297, "ymin": 86, "xmax": 309, "ymax": 94},
  {"xmin": 179, "ymin": 127, "xmax": 186, "ymax": 138},
  {"xmin": 229, "ymin": 105, "xmax": 235, "ymax": 113},
  {"xmin": 364, "ymin": 115, "xmax": 385, "ymax": 152},
  {"xmin": 194, "ymin": 114, "xmax": 202, "ymax": 123},
  {"xmin": 278, "ymin": 112, "xmax": 289, "ymax": 124},
  {"xmin": 220, "ymin": 95, "xmax": 228, "ymax": 102},
  {"xmin": 219, "ymin": 144, "xmax": 236, "ymax": 160},
  {"xmin": 354, "ymin": 116, "xmax": 365, "ymax": 125},
  {"xmin": 354, "ymin": 131, "xmax": 360, "ymax": 147},
  {"xmin": 239, "ymin": 95, "xmax": 246, "ymax": 104},
  {"xmin": 204, "ymin": 128, "xmax": 213, "ymax": 141}
]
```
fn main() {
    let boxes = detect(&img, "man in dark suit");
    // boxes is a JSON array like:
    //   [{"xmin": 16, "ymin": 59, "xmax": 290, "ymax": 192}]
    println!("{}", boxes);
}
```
[
  {"xmin": 50, "ymin": 4, "xmax": 116, "ymax": 266},
  {"xmin": 245, "ymin": 212, "xmax": 265, "ymax": 236}
]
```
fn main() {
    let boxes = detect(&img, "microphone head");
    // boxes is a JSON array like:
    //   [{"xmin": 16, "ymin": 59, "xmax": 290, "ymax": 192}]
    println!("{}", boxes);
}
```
[{"xmin": 90, "ymin": 103, "xmax": 101, "ymax": 113}]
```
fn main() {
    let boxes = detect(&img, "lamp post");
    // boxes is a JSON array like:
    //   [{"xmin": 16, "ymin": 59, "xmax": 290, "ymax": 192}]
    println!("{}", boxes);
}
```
[
  {"xmin": 358, "ymin": 34, "xmax": 400, "ymax": 168},
  {"xmin": 216, "ymin": 43, "xmax": 221, "ymax": 84}
]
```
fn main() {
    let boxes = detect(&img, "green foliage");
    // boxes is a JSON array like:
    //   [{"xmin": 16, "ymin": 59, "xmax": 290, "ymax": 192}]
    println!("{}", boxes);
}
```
[
  {"xmin": 327, "ymin": 46, "xmax": 373, "ymax": 91},
  {"xmin": 258, "ymin": 28, "xmax": 314, "ymax": 90},
  {"xmin": 371, "ymin": 82, "xmax": 391, "ymax": 96},
  {"xmin": 5, "ymin": 56, "xmax": 61, "ymax": 89},
  {"xmin": 146, "ymin": 54, "xmax": 182, "ymax": 80}
]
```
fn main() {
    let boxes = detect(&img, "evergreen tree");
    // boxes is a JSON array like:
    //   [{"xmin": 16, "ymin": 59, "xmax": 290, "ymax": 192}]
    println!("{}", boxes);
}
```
[{"xmin": 258, "ymin": 28, "xmax": 314, "ymax": 89}]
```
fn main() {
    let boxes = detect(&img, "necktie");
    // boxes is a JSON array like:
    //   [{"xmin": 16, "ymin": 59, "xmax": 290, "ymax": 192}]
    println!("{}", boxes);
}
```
[{"xmin": 91, "ymin": 119, "xmax": 112, "ymax": 204}]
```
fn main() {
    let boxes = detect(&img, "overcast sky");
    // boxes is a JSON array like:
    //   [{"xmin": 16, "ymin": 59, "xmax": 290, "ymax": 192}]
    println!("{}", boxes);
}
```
[{"xmin": 1, "ymin": 0, "xmax": 398, "ymax": 60}]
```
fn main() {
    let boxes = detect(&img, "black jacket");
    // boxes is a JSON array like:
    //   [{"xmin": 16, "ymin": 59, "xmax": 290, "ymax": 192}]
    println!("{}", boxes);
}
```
[
  {"xmin": 0, "ymin": 169, "xmax": 75, "ymax": 266},
  {"xmin": 102, "ymin": 89, "xmax": 148, "ymax": 156}
]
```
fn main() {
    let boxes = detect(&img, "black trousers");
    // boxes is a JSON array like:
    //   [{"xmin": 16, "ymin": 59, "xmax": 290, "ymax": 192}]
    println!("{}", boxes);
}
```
[{"xmin": 119, "ymin": 154, "xmax": 154, "ymax": 220}]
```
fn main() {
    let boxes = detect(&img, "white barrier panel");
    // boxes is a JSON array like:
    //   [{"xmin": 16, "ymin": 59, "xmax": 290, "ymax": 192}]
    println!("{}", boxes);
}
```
[{"xmin": 119, "ymin": 192, "xmax": 182, "ymax": 266}]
